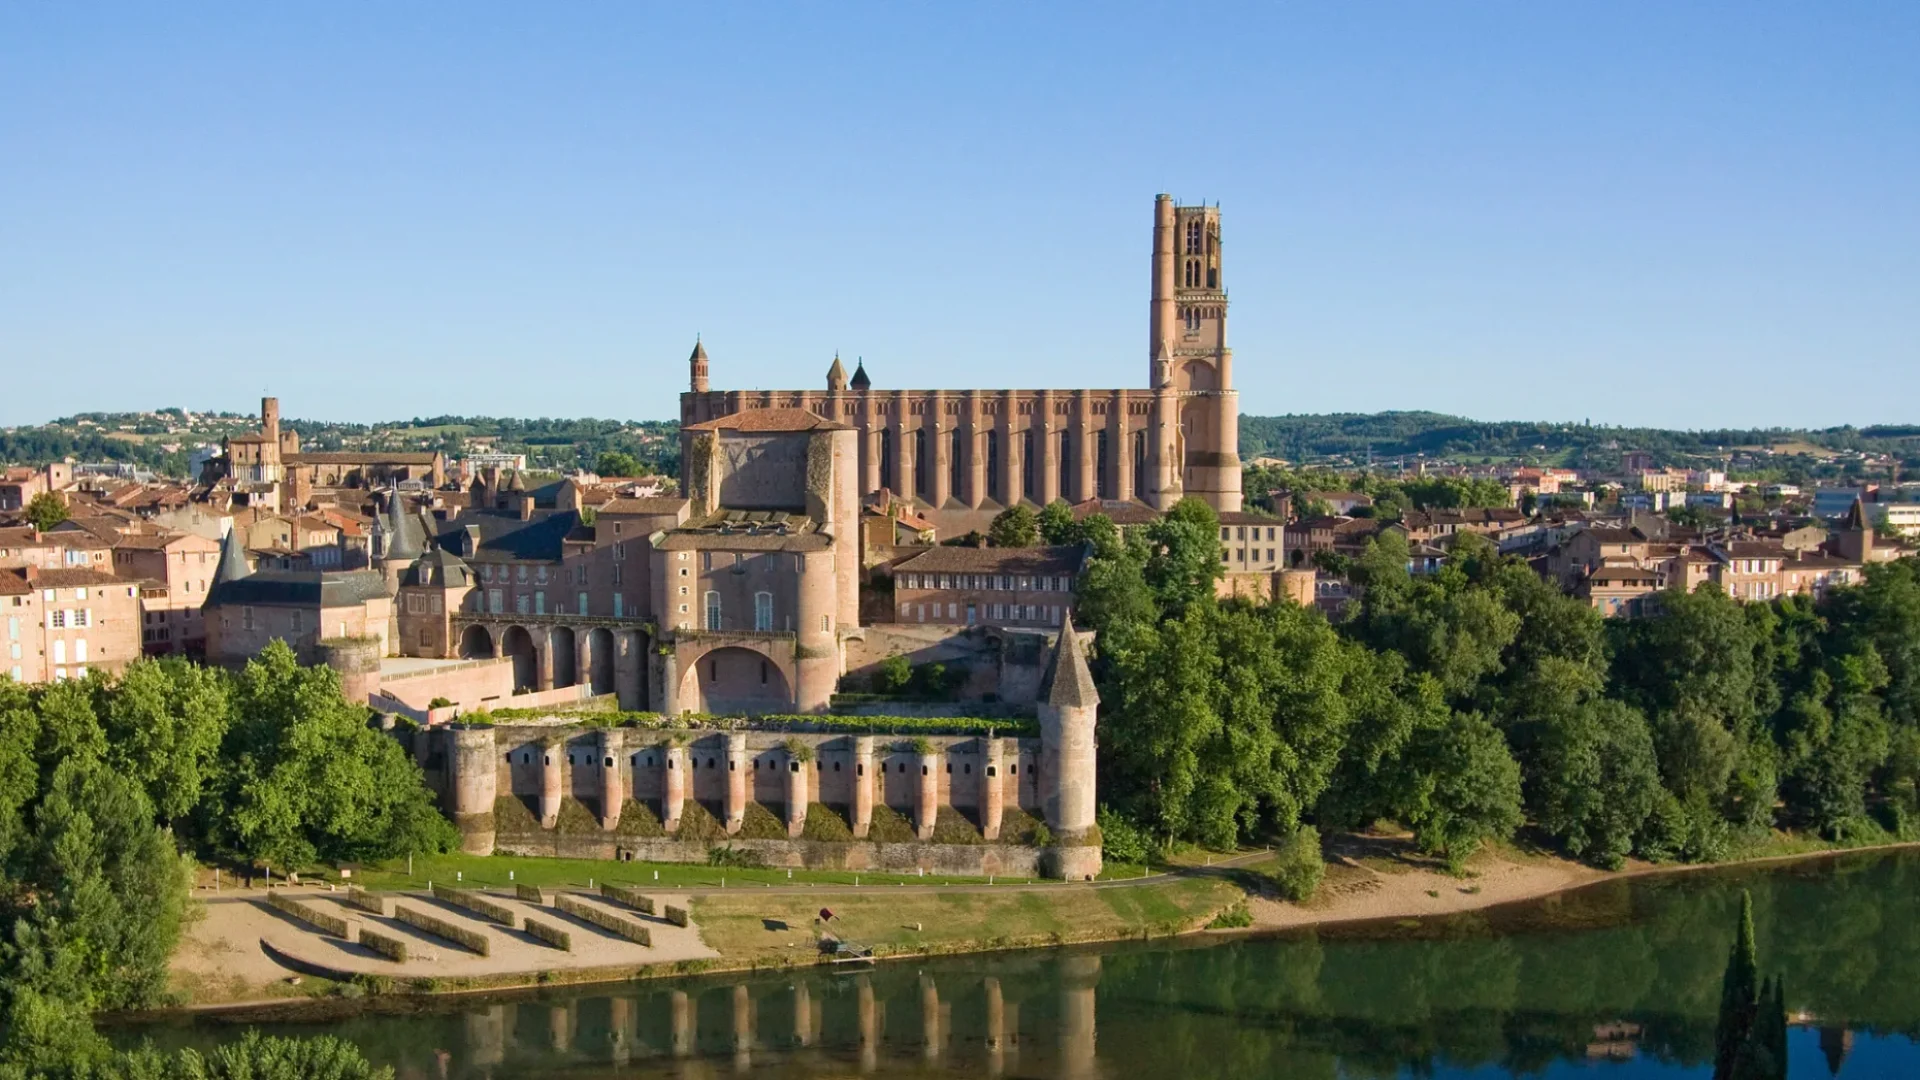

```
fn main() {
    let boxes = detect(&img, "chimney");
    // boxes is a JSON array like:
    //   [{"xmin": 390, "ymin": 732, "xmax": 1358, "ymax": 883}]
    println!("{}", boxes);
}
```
[{"xmin": 22, "ymin": 566, "xmax": 37, "ymax": 584}]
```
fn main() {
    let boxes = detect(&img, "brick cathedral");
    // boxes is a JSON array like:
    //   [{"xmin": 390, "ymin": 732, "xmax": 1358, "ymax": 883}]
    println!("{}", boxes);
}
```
[{"xmin": 681, "ymin": 194, "xmax": 1243, "ymax": 529}]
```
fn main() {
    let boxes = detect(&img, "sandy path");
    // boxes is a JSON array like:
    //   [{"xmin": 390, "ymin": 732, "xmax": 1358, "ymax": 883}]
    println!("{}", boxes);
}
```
[{"xmin": 1246, "ymin": 846, "xmax": 1603, "ymax": 931}]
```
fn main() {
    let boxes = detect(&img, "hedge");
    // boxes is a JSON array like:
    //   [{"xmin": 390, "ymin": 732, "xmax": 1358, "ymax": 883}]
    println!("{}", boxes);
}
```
[
  {"xmin": 395, "ymin": 905, "xmax": 491, "ymax": 956},
  {"xmin": 600, "ymin": 884, "xmax": 655, "ymax": 916},
  {"xmin": 458, "ymin": 707, "xmax": 1039, "ymax": 738},
  {"xmin": 523, "ymin": 916, "xmax": 573, "ymax": 952},
  {"xmin": 516, "ymin": 884, "xmax": 551, "ymax": 905},
  {"xmin": 359, "ymin": 928, "xmax": 409, "ymax": 963},
  {"xmin": 431, "ymin": 884, "xmax": 519, "ymax": 928},
  {"xmin": 266, "ymin": 892, "xmax": 352, "ymax": 939},
  {"xmin": 345, "ymin": 886, "xmax": 390, "ymax": 917},
  {"xmin": 556, "ymin": 895, "xmax": 651, "ymax": 946},
  {"xmin": 664, "ymin": 904, "xmax": 690, "ymax": 928}
]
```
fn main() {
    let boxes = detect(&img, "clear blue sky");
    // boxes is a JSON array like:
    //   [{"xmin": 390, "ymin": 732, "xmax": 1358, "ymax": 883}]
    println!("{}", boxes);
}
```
[{"xmin": 3, "ymin": 3, "xmax": 1915, "ymax": 430}]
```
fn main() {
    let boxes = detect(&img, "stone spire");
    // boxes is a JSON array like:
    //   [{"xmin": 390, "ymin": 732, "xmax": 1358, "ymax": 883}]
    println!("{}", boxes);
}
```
[
  {"xmin": 1843, "ymin": 496, "xmax": 1869, "ymax": 532},
  {"xmin": 383, "ymin": 489, "xmax": 421, "ymax": 563},
  {"xmin": 849, "ymin": 358, "xmax": 870, "ymax": 391},
  {"xmin": 212, "ymin": 525, "xmax": 251, "ymax": 586},
  {"xmin": 1040, "ymin": 626, "xmax": 1098, "ymax": 709},
  {"xmin": 826, "ymin": 352, "xmax": 848, "ymax": 391}
]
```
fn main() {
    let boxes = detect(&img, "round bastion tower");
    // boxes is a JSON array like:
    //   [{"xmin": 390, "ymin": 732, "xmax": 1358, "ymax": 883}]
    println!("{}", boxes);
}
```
[
  {"xmin": 1039, "ymin": 627, "xmax": 1102, "ymax": 880},
  {"xmin": 447, "ymin": 726, "xmax": 501, "ymax": 855}
]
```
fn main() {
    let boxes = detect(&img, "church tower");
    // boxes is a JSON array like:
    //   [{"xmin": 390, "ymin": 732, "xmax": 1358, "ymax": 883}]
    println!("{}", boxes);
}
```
[{"xmin": 1147, "ymin": 195, "xmax": 1241, "ymax": 512}]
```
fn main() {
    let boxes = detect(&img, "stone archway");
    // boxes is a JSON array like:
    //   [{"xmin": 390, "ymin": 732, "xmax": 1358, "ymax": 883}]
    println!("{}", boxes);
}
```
[
  {"xmin": 679, "ymin": 646, "xmax": 792, "ymax": 715},
  {"xmin": 501, "ymin": 625, "xmax": 538, "ymax": 693},
  {"xmin": 587, "ymin": 628, "xmax": 616, "ymax": 695},
  {"xmin": 458, "ymin": 623, "xmax": 494, "ymax": 660},
  {"xmin": 549, "ymin": 627, "xmax": 577, "ymax": 690}
]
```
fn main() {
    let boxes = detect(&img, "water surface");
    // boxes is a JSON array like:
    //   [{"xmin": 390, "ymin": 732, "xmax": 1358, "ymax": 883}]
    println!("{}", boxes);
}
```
[{"xmin": 123, "ymin": 849, "xmax": 1920, "ymax": 1077}]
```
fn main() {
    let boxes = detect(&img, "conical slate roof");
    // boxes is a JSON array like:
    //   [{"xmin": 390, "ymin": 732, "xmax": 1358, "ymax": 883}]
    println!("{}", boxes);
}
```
[
  {"xmin": 506, "ymin": 470, "xmax": 527, "ymax": 493},
  {"xmin": 689, "ymin": 339, "xmax": 708, "ymax": 361},
  {"xmin": 212, "ymin": 526, "xmax": 251, "ymax": 586},
  {"xmin": 1843, "ymin": 496, "xmax": 1870, "ymax": 532},
  {"xmin": 384, "ymin": 491, "xmax": 421, "ymax": 562},
  {"xmin": 1040, "ymin": 626, "xmax": 1098, "ymax": 709},
  {"xmin": 849, "ymin": 359, "xmax": 870, "ymax": 391}
]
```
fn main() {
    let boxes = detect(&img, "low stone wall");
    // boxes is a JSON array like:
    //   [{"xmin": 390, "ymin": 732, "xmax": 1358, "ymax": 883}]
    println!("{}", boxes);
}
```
[{"xmin": 494, "ymin": 831, "xmax": 1046, "ymax": 877}]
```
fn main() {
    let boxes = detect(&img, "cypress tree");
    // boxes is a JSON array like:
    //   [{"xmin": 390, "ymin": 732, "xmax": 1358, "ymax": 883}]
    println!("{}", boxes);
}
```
[{"xmin": 1713, "ymin": 890, "xmax": 1787, "ymax": 1080}]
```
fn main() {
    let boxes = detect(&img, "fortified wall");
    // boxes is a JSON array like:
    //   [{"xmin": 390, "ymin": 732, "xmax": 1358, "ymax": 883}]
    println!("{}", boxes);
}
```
[{"xmin": 416, "ymin": 629, "xmax": 1102, "ymax": 879}]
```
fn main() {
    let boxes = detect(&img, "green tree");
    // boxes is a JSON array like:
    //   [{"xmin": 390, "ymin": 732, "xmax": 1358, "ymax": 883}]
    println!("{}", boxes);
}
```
[
  {"xmin": 1712, "ymin": 891, "xmax": 1787, "ymax": 1080},
  {"xmin": 2, "ymin": 760, "xmax": 192, "ymax": 1013},
  {"xmin": 1395, "ymin": 711, "xmax": 1524, "ymax": 869},
  {"xmin": 85, "ymin": 1031, "xmax": 396, "ymax": 1080},
  {"xmin": 214, "ymin": 642, "xmax": 455, "ymax": 870},
  {"xmin": 592, "ymin": 450, "xmax": 644, "ymax": 477},
  {"xmin": 22, "ymin": 493, "xmax": 68, "ymax": 532},
  {"xmin": 1038, "ymin": 499, "xmax": 1076, "ymax": 544},
  {"xmin": 1141, "ymin": 498, "xmax": 1221, "ymax": 616},
  {"xmin": 987, "ymin": 504, "xmax": 1040, "ymax": 548},
  {"xmin": 96, "ymin": 660, "xmax": 229, "ymax": 825},
  {"xmin": 1530, "ymin": 698, "xmax": 1662, "ymax": 867}
]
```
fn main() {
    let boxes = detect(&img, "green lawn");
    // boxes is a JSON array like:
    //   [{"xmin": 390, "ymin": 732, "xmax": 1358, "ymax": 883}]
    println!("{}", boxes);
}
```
[{"xmin": 344, "ymin": 852, "xmax": 1010, "ymax": 892}]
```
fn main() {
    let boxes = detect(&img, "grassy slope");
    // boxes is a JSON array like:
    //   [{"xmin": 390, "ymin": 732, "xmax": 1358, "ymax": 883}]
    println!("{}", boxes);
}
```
[{"xmin": 691, "ymin": 875, "xmax": 1239, "ymax": 966}]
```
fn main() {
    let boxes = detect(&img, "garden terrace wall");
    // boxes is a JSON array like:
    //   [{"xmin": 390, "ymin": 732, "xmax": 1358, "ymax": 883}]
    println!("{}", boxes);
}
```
[
  {"xmin": 345, "ymin": 886, "xmax": 391, "ymax": 917},
  {"xmin": 395, "ymin": 905, "xmax": 491, "ymax": 956},
  {"xmin": 266, "ymin": 892, "xmax": 353, "ymax": 940},
  {"xmin": 600, "ymin": 884, "xmax": 655, "ymax": 915},
  {"xmin": 523, "ymin": 917, "xmax": 573, "ymax": 951},
  {"xmin": 425, "ymin": 704, "xmax": 1098, "ymax": 878},
  {"xmin": 358, "ymin": 928, "xmax": 409, "ymax": 963},
  {"xmin": 555, "ymin": 895, "xmax": 652, "ymax": 946},
  {"xmin": 431, "ymin": 883, "xmax": 519, "ymax": 928}
]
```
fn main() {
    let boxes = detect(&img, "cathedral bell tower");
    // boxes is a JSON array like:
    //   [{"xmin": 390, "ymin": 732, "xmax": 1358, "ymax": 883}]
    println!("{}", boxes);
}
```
[{"xmin": 1147, "ymin": 195, "xmax": 1241, "ymax": 512}]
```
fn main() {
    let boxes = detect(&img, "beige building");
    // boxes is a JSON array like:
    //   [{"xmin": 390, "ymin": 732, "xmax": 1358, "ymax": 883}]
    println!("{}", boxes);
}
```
[
  {"xmin": 109, "ymin": 531, "xmax": 222, "ymax": 656},
  {"xmin": 891, "ymin": 544, "xmax": 1087, "ymax": 629},
  {"xmin": 680, "ymin": 195, "xmax": 1242, "ymax": 532},
  {"xmin": 1, "ymin": 567, "xmax": 143, "ymax": 684}
]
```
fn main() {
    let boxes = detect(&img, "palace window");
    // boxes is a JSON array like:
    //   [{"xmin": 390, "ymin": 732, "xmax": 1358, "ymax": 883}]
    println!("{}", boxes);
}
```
[
  {"xmin": 754, "ymin": 591, "xmax": 773, "ymax": 632},
  {"xmin": 705, "ymin": 591, "xmax": 721, "ymax": 630}
]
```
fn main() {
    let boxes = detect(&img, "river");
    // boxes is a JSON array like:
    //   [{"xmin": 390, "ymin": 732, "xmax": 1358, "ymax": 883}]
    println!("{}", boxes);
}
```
[{"xmin": 119, "ymin": 848, "xmax": 1920, "ymax": 1077}]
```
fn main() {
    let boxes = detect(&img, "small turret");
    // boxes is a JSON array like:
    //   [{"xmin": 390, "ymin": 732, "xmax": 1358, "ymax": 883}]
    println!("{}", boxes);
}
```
[
  {"xmin": 849, "ymin": 358, "xmax": 870, "ymax": 391},
  {"xmin": 689, "ymin": 338, "xmax": 710, "ymax": 393},
  {"xmin": 1039, "ymin": 626, "xmax": 1101, "ymax": 879},
  {"xmin": 826, "ymin": 352, "xmax": 847, "ymax": 391}
]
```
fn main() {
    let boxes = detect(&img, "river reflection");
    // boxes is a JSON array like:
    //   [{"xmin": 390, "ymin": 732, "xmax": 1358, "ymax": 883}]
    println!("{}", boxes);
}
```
[{"xmin": 122, "ymin": 849, "xmax": 1920, "ymax": 1077}]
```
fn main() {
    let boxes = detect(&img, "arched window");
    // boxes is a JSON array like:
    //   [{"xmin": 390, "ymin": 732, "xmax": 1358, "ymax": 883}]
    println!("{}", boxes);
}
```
[
  {"xmin": 753, "ymin": 591, "xmax": 773, "ymax": 631},
  {"xmin": 1185, "ymin": 219, "xmax": 1202, "ymax": 253}
]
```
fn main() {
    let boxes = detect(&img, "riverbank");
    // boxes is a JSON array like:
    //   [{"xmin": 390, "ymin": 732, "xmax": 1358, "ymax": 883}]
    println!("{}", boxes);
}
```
[{"xmin": 163, "ymin": 831, "xmax": 1920, "ymax": 1014}]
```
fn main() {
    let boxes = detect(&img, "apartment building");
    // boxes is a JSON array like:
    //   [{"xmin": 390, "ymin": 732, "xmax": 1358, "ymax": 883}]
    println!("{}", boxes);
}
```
[{"xmin": 0, "ymin": 567, "xmax": 143, "ymax": 683}]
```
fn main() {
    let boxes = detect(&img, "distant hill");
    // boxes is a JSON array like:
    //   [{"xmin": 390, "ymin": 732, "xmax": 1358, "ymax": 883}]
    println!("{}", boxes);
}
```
[
  {"xmin": 1238, "ymin": 412, "xmax": 1920, "ymax": 471},
  {"xmin": 7, "ymin": 407, "xmax": 1915, "ymax": 483}
]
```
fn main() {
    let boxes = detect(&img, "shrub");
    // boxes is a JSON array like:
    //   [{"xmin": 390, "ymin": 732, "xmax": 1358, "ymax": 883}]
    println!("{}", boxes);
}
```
[
  {"xmin": 1097, "ymin": 806, "xmax": 1151, "ymax": 864},
  {"xmin": 707, "ymin": 844, "xmax": 767, "ymax": 868},
  {"xmin": 673, "ymin": 800, "xmax": 728, "ymax": 842},
  {"xmin": 266, "ymin": 892, "xmax": 351, "ymax": 939},
  {"xmin": 523, "ymin": 917, "xmax": 573, "ymax": 952},
  {"xmin": 737, "ymin": 801, "xmax": 787, "ymax": 840},
  {"xmin": 875, "ymin": 654, "xmax": 912, "ymax": 694},
  {"xmin": 359, "ymin": 928, "xmax": 409, "ymax": 962},
  {"xmin": 428, "ymin": 697, "xmax": 455, "ymax": 709},
  {"xmin": 600, "ymin": 883, "xmax": 656, "ymax": 915},
  {"xmin": 802, "ymin": 803, "xmax": 854, "ymax": 842},
  {"xmin": 1271, "ymin": 825, "xmax": 1324, "ymax": 903},
  {"xmin": 1208, "ymin": 903, "xmax": 1254, "ymax": 929},
  {"xmin": 615, "ymin": 799, "xmax": 666, "ymax": 838},
  {"xmin": 395, "ymin": 905, "xmax": 490, "ymax": 955},
  {"xmin": 932, "ymin": 807, "xmax": 983, "ymax": 845},
  {"xmin": 664, "ymin": 904, "xmax": 690, "ymax": 928},
  {"xmin": 515, "ymin": 883, "xmax": 550, "ymax": 905},
  {"xmin": 865, "ymin": 804, "xmax": 917, "ymax": 844},
  {"xmin": 556, "ymin": 894, "xmax": 651, "ymax": 945},
  {"xmin": 431, "ymin": 883, "xmax": 519, "ymax": 928},
  {"xmin": 782, "ymin": 737, "xmax": 816, "ymax": 763},
  {"xmin": 996, "ymin": 806, "xmax": 1047, "ymax": 846},
  {"xmin": 345, "ymin": 886, "xmax": 391, "ymax": 917}
]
